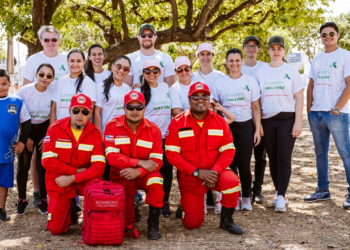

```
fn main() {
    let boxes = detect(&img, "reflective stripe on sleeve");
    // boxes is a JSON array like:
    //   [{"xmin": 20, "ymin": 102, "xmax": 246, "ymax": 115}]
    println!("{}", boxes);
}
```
[
  {"xmin": 105, "ymin": 147, "xmax": 120, "ymax": 155},
  {"xmin": 78, "ymin": 144, "xmax": 94, "ymax": 151},
  {"xmin": 146, "ymin": 177, "xmax": 164, "ymax": 186},
  {"xmin": 55, "ymin": 141, "xmax": 72, "ymax": 149},
  {"xmin": 149, "ymin": 153, "xmax": 163, "ymax": 160},
  {"xmin": 42, "ymin": 151, "xmax": 58, "ymax": 160},
  {"xmin": 208, "ymin": 129, "xmax": 223, "ymax": 136},
  {"xmin": 178, "ymin": 130, "xmax": 194, "ymax": 138},
  {"xmin": 165, "ymin": 145, "xmax": 181, "ymax": 153},
  {"xmin": 222, "ymin": 185, "xmax": 240, "ymax": 194},
  {"xmin": 219, "ymin": 143, "xmax": 235, "ymax": 153},
  {"xmin": 91, "ymin": 155, "xmax": 106, "ymax": 163},
  {"xmin": 136, "ymin": 139, "xmax": 153, "ymax": 149},
  {"xmin": 115, "ymin": 138, "xmax": 130, "ymax": 145}
]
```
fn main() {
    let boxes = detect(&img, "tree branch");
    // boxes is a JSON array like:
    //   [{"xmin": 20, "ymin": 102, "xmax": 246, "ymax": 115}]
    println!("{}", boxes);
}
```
[
  {"xmin": 118, "ymin": 0, "xmax": 129, "ymax": 40},
  {"xmin": 170, "ymin": 0, "xmax": 179, "ymax": 30},
  {"xmin": 185, "ymin": 0, "xmax": 193, "ymax": 30},
  {"xmin": 207, "ymin": 0, "xmax": 224, "ymax": 24},
  {"xmin": 192, "ymin": 0, "xmax": 216, "ymax": 37}
]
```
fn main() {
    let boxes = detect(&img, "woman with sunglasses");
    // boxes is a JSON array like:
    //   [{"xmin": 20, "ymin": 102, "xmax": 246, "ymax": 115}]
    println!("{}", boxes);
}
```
[
  {"xmin": 192, "ymin": 43, "xmax": 225, "ymax": 91},
  {"xmin": 94, "ymin": 55, "xmax": 131, "ymax": 180},
  {"xmin": 170, "ymin": 56, "xmax": 195, "ymax": 116},
  {"xmin": 51, "ymin": 49, "xmax": 96, "ymax": 122},
  {"xmin": 212, "ymin": 48, "xmax": 261, "ymax": 212},
  {"xmin": 85, "ymin": 44, "xmax": 111, "ymax": 84},
  {"xmin": 15, "ymin": 64, "xmax": 55, "ymax": 215},
  {"xmin": 135, "ymin": 59, "xmax": 172, "ymax": 217},
  {"xmin": 255, "ymin": 36, "xmax": 304, "ymax": 212}
]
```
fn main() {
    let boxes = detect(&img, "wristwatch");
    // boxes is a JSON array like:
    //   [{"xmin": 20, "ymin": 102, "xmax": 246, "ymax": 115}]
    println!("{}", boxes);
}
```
[
  {"xmin": 333, "ymin": 107, "xmax": 340, "ymax": 114},
  {"xmin": 192, "ymin": 169, "xmax": 199, "ymax": 177}
]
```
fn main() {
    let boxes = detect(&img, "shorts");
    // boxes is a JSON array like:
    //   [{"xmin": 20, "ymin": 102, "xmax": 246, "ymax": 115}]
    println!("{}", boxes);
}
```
[{"xmin": 0, "ymin": 162, "xmax": 14, "ymax": 188}]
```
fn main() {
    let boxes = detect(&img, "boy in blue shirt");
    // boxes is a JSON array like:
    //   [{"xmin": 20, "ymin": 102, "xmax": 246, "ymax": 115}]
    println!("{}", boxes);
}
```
[{"xmin": 0, "ymin": 69, "xmax": 31, "ymax": 221}]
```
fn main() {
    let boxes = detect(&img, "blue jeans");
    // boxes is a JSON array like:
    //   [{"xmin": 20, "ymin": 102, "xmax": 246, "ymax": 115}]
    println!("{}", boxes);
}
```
[{"xmin": 308, "ymin": 111, "xmax": 350, "ymax": 194}]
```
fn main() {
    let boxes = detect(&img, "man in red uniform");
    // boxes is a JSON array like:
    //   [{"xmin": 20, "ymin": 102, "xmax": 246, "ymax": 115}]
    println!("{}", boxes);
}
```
[
  {"xmin": 165, "ymin": 82, "xmax": 244, "ymax": 235},
  {"xmin": 42, "ymin": 94, "xmax": 105, "ymax": 235},
  {"xmin": 104, "ymin": 91, "xmax": 164, "ymax": 240}
]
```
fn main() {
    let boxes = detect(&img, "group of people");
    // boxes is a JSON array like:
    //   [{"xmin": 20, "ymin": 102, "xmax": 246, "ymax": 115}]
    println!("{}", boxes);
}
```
[{"xmin": 0, "ymin": 20, "xmax": 349, "ymax": 240}]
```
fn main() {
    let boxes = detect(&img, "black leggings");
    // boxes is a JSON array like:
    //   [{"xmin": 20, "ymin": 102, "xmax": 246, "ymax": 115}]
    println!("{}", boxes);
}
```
[
  {"xmin": 252, "ymin": 140, "xmax": 267, "ymax": 193},
  {"xmin": 261, "ymin": 112, "xmax": 296, "ymax": 197},
  {"xmin": 159, "ymin": 139, "xmax": 173, "ymax": 202},
  {"xmin": 229, "ymin": 120, "xmax": 255, "ymax": 198},
  {"xmin": 17, "ymin": 120, "xmax": 50, "ymax": 201}
]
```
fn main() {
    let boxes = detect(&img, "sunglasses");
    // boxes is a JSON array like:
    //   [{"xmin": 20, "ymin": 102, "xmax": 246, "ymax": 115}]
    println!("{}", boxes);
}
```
[
  {"xmin": 175, "ymin": 67, "xmax": 192, "ymax": 73},
  {"xmin": 43, "ymin": 38, "xmax": 58, "ymax": 43},
  {"xmin": 38, "ymin": 72, "xmax": 54, "ymax": 79},
  {"xmin": 72, "ymin": 107, "xmax": 90, "ymax": 116},
  {"xmin": 321, "ymin": 32, "xmax": 336, "ymax": 38},
  {"xmin": 190, "ymin": 95, "xmax": 210, "ymax": 101},
  {"xmin": 244, "ymin": 44, "xmax": 259, "ymax": 49},
  {"xmin": 125, "ymin": 105, "xmax": 145, "ymax": 111},
  {"xmin": 140, "ymin": 33, "xmax": 154, "ymax": 38},
  {"xmin": 143, "ymin": 68, "xmax": 160, "ymax": 75},
  {"xmin": 115, "ymin": 64, "xmax": 130, "ymax": 72}
]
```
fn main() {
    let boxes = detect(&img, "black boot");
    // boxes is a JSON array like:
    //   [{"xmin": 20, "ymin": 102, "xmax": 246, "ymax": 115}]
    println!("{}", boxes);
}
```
[
  {"xmin": 175, "ymin": 205, "xmax": 182, "ymax": 219},
  {"xmin": 220, "ymin": 206, "xmax": 244, "ymax": 235},
  {"xmin": 134, "ymin": 198, "xmax": 141, "ymax": 223},
  {"xmin": 147, "ymin": 206, "xmax": 161, "ymax": 240}
]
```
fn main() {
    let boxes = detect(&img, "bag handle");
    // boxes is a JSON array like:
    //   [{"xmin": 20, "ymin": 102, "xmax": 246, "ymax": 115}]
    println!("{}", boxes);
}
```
[{"xmin": 124, "ymin": 224, "xmax": 139, "ymax": 239}]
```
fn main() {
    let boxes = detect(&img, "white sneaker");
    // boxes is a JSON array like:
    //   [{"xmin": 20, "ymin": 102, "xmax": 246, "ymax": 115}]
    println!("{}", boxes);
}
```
[
  {"xmin": 241, "ymin": 197, "xmax": 252, "ymax": 211},
  {"xmin": 235, "ymin": 197, "xmax": 242, "ymax": 211},
  {"xmin": 214, "ymin": 192, "xmax": 222, "ymax": 215},
  {"xmin": 275, "ymin": 195, "xmax": 287, "ymax": 212},
  {"xmin": 271, "ymin": 192, "xmax": 289, "ymax": 206},
  {"xmin": 204, "ymin": 199, "xmax": 207, "ymax": 215}
]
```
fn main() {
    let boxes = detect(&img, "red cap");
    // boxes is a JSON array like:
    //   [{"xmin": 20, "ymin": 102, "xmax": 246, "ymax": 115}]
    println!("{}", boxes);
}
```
[
  {"xmin": 188, "ymin": 82, "xmax": 211, "ymax": 97},
  {"xmin": 70, "ymin": 94, "xmax": 92, "ymax": 110},
  {"xmin": 124, "ymin": 91, "xmax": 145, "ymax": 105}
]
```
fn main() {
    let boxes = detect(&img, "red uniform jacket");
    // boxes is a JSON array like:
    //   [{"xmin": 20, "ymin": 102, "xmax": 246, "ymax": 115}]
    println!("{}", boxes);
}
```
[
  {"xmin": 103, "ymin": 115, "xmax": 163, "ymax": 184},
  {"xmin": 165, "ymin": 110, "xmax": 235, "ymax": 192},
  {"xmin": 42, "ymin": 117, "xmax": 106, "ymax": 198}
]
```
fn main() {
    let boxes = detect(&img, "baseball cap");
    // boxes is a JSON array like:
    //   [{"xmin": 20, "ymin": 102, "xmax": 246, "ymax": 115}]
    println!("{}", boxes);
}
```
[
  {"xmin": 143, "ymin": 59, "xmax": 161, "ymax": 70},
  {"xmin": 174, "ymin": 56, "xmax": 191, "ymax": 70},
  {"xmin": 196, "ymin": 43, "xmax": 214, "ymax": 55},
  {"xmin": 124, "ymin": 91, "xmax": 145, "ymax": 105},
  {"xmin": 243, "ymin": 36, "xmax": 260, "ymax": 47},
  {"xmin": 269, "ymin": 36, "xmax": 285, "ymax": 48},
  {"xmin": 70, "ymin": 94, "xmax": 92, "ymax": 110},
  {"xmin": 138, "ymin": 23, "xmax": 156, "ymax": 35},
  {"xmin": 188, "ymin": 82, "xmax": 211, "ymax": 97}
]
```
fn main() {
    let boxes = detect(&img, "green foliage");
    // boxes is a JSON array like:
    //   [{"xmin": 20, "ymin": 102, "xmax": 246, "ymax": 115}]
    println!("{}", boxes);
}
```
[
  {"xmin": 332, "ymin": 11, "xmax": 350, "ymax": 51},
  {"xmin": 0, "ymin": 41, "xmax": 6, "ymax": 60}
]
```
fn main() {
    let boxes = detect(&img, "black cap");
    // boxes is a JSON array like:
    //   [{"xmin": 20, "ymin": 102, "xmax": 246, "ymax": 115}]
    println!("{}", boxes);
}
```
[
  {"xmin": 269, "ymin": 36, "xmax": 285, "ymax": 48},
  {"xmin": 138, "ymin": 23, "xmax": 156, "ymax": 35},
  {"xmin": 243, "ymin": 36, "xmax": 260, "ymax": 47}
]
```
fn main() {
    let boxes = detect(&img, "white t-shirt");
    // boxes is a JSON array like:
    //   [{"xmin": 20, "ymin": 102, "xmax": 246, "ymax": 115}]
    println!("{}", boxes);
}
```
[
  {"xmin": 128, "ymin": 50, "xmax": 175, "ymax": 85},
  {"xmin": 135, "ymin": 82, "xmax": 171, "ymax": 138},
  {"xmin": 241, "ymin": 61, "xmax": 265, "ymax": 79},
  {"xmin": 192, "ymin": 69, "xmax": 225, "ymax": 91},
  {"xmin": 212, "ymin": 75, "xmax": 261, "ymax": 122},
  {"xmin": 169, "ymin": 80, "xmax": 196, "ymax": 111},
  {"xmin": 94, "ymin": 69, "xmax": 111, "ymax": 84},
  {"xmin": 256, "ymin": 63, "xmax": 304, "ymax": 119},
  {"xmin": 96, "ymin": 81, "xmax": 131, "ymax": 133},
  {"xmin": 16, "ymin": 83, "xmax": 53, "ymax": 124},
  {"xmin": 309, "ymin": 48, "xmax": 350, "ymax": 113},
  {"xmin": 22, "ymin": 52, "xmax": 69, "ymax": 89},
  {"xmin": 52, "ymin": 74, "xmax": 97, "ymax": 120}
]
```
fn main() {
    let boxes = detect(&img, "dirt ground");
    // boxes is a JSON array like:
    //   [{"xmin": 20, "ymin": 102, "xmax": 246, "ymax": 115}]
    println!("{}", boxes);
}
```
[{"xmin": 1, "ymin": 109, "xmax": 350, "ymax": 250}]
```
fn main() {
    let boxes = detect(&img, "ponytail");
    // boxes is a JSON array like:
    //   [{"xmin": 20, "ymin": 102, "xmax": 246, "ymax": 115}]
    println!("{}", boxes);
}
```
[
  {"xmin": 86, "ymin": 44, "xmax": 105, "ymax": 82},
  {"xmin": 67, "ymin": 49, "xmax": 86, "ymax": 94},
  {"xmin": 140, "ymin": 75, "xmax": 151, "ymax": 106},
  {"xmin": 103, "ymin": 55, "xmax": 131, "ymax": 102}
]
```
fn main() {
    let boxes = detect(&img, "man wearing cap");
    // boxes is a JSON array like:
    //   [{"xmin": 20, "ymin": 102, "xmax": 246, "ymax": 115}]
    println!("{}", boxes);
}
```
[
  {"xmin": 124, "ymin": 23, "xmax": 175, "ymax": 88},
  {"xmin": 165, "ymin": 82, "xmax": 244, "ymax": 235},
  {"xmin": 241, "ymin": 36, "xmax": 267, "ymax": 204},
  {"xmin": 104, "ymin": 90, "xmax": 164, "ymax": 240},
  {"xmin": 42, "ymin": 94, "xmax": 106, "ymax": 235}
]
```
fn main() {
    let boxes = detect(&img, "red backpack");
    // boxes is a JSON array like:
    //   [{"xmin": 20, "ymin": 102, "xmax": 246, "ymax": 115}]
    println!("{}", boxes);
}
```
[{"xmin": 81, "ymin": 181, "xmax": 125, "ymax": 246}]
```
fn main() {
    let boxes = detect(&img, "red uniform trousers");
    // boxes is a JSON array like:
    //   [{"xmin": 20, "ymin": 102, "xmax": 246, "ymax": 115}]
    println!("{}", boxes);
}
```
[
  {"xmin": 180, "ymin": 169, "xmax": 239, "ymax": 229},
  {"xmin": 116, "ymin": 172, "xmax": 164, "ymax": 226},
  {"xmin": 46, "ymin": 178, "xmax": 103, "ymax": 235}
]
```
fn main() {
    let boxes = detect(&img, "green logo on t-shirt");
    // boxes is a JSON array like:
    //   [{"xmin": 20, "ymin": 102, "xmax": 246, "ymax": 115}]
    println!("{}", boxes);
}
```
[
  {"xmin": 160, "ymin": 61, "xmax": 164, "ymax": 67},
  {"xmin": 283, "ymin": 74, "xmax": 290, "ymax": 80},
  {"xmin": 166, "ymin": 93, "xmax": 170, "ymax": 98},
  {"xmin": 59, "ymin": 65, "xmax": 65, "ymax": 71},
  {"xmin": 330, "ymin": 61, "xmax": 337, "ymax": 68},
  {"xmin": 243, "ymin": 85, "xmax": 250, "ymax": 91}
]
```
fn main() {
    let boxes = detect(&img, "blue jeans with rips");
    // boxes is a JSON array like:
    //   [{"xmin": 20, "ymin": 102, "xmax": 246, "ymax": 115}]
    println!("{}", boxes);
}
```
[{"xmin": 308, "ymin": 111, "xmax": 350, "ymax": 194}]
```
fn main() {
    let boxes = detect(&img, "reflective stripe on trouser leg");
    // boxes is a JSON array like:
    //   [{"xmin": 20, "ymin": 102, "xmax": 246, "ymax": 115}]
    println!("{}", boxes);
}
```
[{"xmin": 138, "ymin": 173, "xmax": 164, "ymax": 208}]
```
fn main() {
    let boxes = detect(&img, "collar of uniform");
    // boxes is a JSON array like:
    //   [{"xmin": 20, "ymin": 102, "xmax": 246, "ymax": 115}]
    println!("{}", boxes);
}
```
[
  {"xmin": 116, "ymin": 115, "xmax": 153, "ymax": 128},
  {"xmin": 60, "ymin": 116, "xmax": 95, "ymax": 138}
]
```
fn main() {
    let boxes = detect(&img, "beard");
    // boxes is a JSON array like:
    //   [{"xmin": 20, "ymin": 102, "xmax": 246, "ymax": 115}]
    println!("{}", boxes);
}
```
[
  {"xmin": 141, "ymin": 41, "xmax": 153, "ymax": 49},
  {"xmin": 74, "ymin": 123, "xmax": 83, "ymax": 130}
]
